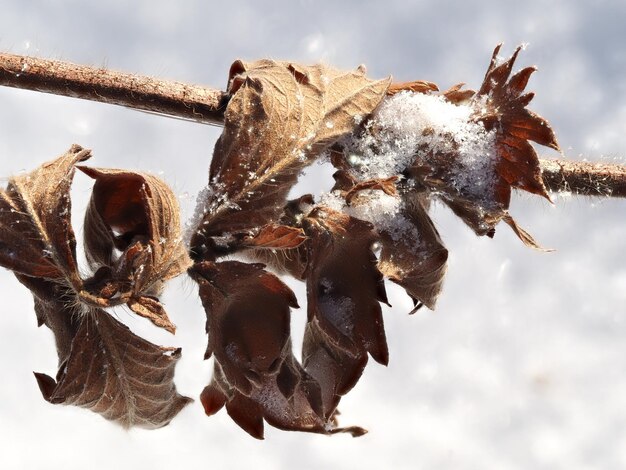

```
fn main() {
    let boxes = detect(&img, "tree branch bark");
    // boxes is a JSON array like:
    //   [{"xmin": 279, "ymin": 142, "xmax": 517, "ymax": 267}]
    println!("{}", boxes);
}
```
[
  {"xmin": 0, "ymin": 52, "xmax": 228, "ymax": 125},
  {"xmin": 1, "ymin": 53, "xmax": 625, "ymax": 198},
  {"xmin": 539, "ymin": 159, "xmax": 626, "ymax": 198}
]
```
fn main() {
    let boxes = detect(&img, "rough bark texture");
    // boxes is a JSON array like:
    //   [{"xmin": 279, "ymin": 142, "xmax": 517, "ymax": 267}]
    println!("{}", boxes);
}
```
[
  {"xmin": 539, "ymin": 158, "xmax": 626, "ymax": 198},
  {"xmin": 0, "ymin": 52, "xmax": 228, "ymax": 124}
]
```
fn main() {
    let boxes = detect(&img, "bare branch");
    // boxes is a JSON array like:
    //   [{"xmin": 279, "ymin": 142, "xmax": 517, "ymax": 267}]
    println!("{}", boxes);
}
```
[
  {"xmin": 2, "ymin": 53, "xmax": 626, "ymax": 198},
  {"xmin": 539, "ymin": 159, "xmax": 626, "ymax": 198},
  {"xmin": 0, "ymin": 52, "xmax": 227, "ymax": 125}
]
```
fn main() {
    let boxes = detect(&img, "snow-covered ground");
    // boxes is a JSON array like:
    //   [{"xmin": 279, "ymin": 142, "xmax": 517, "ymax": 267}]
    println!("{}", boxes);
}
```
[{"xmin": 1, "ymin": 1, "xmax": 625, "ymax": 469}]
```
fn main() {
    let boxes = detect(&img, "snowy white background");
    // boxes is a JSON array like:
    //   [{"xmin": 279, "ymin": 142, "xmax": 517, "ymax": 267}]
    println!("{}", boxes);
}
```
[{"xmin": 1, "ymin": 1, "xmax": 626, "ymax": 469}]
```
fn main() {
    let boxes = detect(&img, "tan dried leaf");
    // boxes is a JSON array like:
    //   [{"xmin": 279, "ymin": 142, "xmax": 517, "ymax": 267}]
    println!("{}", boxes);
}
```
[
  {"xmin": 0, "ymin": 145, "xmax": 88, "ymax": 286},
  {"xmin": 190, "ymin": 60, "xmax": 390, "ymax": 260},
  {"xmin": 34, "ymin": 307, "xmax": 191, "ymax": 429}
]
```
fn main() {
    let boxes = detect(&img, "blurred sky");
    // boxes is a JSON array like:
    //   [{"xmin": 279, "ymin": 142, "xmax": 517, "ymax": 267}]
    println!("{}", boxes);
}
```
[{"xmin": 1, "ymin": 1, "xmax": 626, "ymax": 469}]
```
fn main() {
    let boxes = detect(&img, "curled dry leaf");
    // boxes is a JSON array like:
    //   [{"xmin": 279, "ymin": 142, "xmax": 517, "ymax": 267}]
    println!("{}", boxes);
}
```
[
  {"xmin": 301, "ymin": 206, "xmax": 389, "ymax": 365},
  {"xmin": 191, "ymin": 260, "xmax": 364, "ymax": 436},
  {"xmin": 0, "ymin": 145, "xmax": 192, "ymax": 428},
  {"xmin": 201, "ymin": 360, "xmax": 366, "ymax": 439},
  {"xmin": 80, "ymin": 166, "xmax": 191, "ymax": 331},
  {"xmin": 34, "ymin": 306, "xmax": 191, "ymax": 429},
  {"xmin": 414, "ymin": 44, "xmax": 560, "ymax": 239},
  {"xmin": 190, "ymin": 59, "xmax": 390, "ymax": 261},
  {"xmin": 0, "ymin": 144, "xmax": 88, "ymax": 287},
  {"xmin": 190, "ymin": 260, "xmax": 298, "ymax": 396},
  {"xmin": 376, "ymin": 194, "xmax": 448, "ymax": 311}
]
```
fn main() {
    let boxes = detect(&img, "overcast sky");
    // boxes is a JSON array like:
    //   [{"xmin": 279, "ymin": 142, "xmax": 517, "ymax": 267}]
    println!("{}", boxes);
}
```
[{"xmin": 1, "ymin": 1, "xmax": 626, "ymax": 469}]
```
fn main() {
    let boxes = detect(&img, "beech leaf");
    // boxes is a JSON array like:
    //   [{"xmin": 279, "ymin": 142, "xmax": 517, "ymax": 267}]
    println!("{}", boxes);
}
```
[
  {"xmin": 190, "ymin": 60, "xmax": 390, "ymax": 260},
  {"xmin": 301, "ymin": 206, "xmax": 389, "ymax": 365},
  {"xmin": 191, "ymin": 261, "xmax": 361, "ymax": 437},
  {"xmin": 34, "ymin": 307, "xmax": 191, "ymax": 429},
  {"xmin": 201, "ymin": 360, "xmax": 365, "ymax": 439},
  {"xmin": 0, "ymin": 145, "xmax": 88, "ymax": 286},
  {"xmin": 79, "ymin": 166, "xmax": 191, "ymax": 330},
  {"xmin": 190, "ymin": 260, "xmax": 298, "ymax": 396}
]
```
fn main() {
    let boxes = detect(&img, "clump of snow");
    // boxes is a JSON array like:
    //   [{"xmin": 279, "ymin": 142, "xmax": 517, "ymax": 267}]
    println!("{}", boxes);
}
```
[
  {"xmin": 319, "ymin": 190, "xmax": 420, "ymax": 244},
  {"xmin": 342, "ymin": 91, "xmax": 498, "ymax": 201}
]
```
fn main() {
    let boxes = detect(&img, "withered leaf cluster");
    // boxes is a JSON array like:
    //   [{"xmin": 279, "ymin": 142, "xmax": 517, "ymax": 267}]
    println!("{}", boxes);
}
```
[
  {"xmin": 188, "ymin": 46, "xmax": 559, "ymax": 437},
  {"xmin": 0, "ymin": 145, "xmax": 191, "ymax": 428},
  {"xmin": 1, "ymin": 45, "xmax": 559, "ymax": 438}
]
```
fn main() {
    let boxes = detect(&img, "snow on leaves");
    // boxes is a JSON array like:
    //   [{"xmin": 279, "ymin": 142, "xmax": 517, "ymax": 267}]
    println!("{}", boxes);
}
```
[
  {"xmin": 189, "ymin": 59, "xmax": 390, "ymax": 260},
  {"xmin": 0, "ymin": 145, "xmax": 191, "ymax": 428},
  {"xmin": 0, "ymin": 45, "xmax": 561, "ymax": 438}
]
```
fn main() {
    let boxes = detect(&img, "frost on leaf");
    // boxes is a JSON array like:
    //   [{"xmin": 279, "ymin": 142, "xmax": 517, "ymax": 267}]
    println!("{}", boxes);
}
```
[
  {"xmin": 191, "ymin": 261, "xmax": 362, "ymax": 437},
  {"xmin": 34, "ymin": 306, "xmax": 191, "ymax": 429},
  {"xmin": 408, "ymin": 44, "xmax": 560, "ymax": 240},
  {"xmin": 0, "ymin": 145, "xmax": 191, "ymax": 427},
  {"xmin": 189, "ymin": 59, "xmax": 390, "ymax": 261}
]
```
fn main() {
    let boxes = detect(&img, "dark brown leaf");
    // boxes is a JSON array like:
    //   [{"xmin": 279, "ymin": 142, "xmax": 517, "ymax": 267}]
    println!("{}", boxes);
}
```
[
  {"xmin": 302, "ymin": 321, "xmax": 368, "ymax": 419},
  {"xmin": 80, "ymin": 166, "xmax": 191, "ymax": 329},
  {"xmin": 301, "ymin": 206, "xmax": 389, "ymax": 365},
  {"xmin": 190, "ymin": 260, "xmax": 298, "ymax": 396},
  {"xmin": 34, "ymin": 308, "xmax": 191, "ymax": 429},
  {"xmin": 190, "ymin": 60, "xmax": 390, "ymax": 260},
  {"xmin": 201, "ymin": 360, "xmax": 365, "ymax": 439},
  {"xmin": 191, "ymin": 261, "xmax": 362, "ymax": 437},
  {"xmin": 376, "ymin": 194, "xmax": 448, "ymax": 310}
]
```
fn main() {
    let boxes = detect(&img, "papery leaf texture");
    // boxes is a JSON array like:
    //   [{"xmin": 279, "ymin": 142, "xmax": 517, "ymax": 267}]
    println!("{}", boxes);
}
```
[
  {"xmin": 34, "ymin": 305, "xmax": 191, "ymax": 429},
  {"xmin": 0, "ymin": 145, "xmax": 191, "ymax": 428},
  {"xmin": 0, "ymin": 145, "xmax": 88, "ymax": 286},
  {"xmin": 191, "ymin": 261, "xmax": 362, "ymax": 436},
  {"xmin": 190, "ymin": 59, "xmax": 390, "ymax": 260},
  {"xmin": 80, "ymin": 166, "xmax": 191, "ymax": 330}
]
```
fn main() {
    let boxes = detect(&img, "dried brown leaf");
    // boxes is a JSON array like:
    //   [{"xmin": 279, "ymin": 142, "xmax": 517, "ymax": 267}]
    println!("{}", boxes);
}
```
[
  {"xmin": 81, "ymin": 166, "xmax": 191, "ymax": 289},
  {"xmin": 79, "ymin": 166, "xmax": 190, "ymax": 330},
  {"xmin": 387, "ymin": 80, "xmax": 439, "ymax": 95},
  {"xmin": 301, "ymin": 206, "xmax": 389, "ymax": 365},
  {"xmin": 242, "ymin": 223, "xmax": 307, "ymax": 250},
  {"xmin": 302, "ymin": 321, "xmax": 368, "ymax": 419},
  {"xmin": 191, "ymin": 261, "xmax": 360, "ymax": 437},
  {"xmin": 190, "ymin": 261, "xmax": 299, "ymax": 396},
  {"xmin": 376, "ymin": 194, "xmax": 448, "ymax": 310},
  {"xmin": 0, "ymin": 145, "xmax": 88, "ymax": 286},
  {"xmin": 34, "ymin": 307, "xmax": 191, "ymax": 429},
  {"xmin": 201, "ymin": 360, "xmax": 365, "ymax": 439},
  {"xmin": 190, "ymin": 60, "xmax": 390, "ymax": 260}
]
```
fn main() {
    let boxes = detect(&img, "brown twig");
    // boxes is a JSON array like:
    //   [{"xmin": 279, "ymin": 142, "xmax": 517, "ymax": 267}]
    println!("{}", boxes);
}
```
[
  {"xmin": 0, "ymin": 52, "xmax": 227, "ymax": 125},
  {"xmin": 1, "ymin": 53, "xmax": 626, "ymax": 197},
  {"xmin": 539, "ymin": 159, "xmax": 626, "ymax": 198}
]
